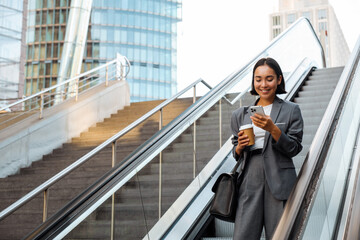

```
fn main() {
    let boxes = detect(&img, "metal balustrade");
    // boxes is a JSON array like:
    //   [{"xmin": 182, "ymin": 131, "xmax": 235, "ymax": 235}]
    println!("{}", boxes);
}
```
[{"xmin": 0, "ymin": 53, "xmax": 130, "ymax": 127}]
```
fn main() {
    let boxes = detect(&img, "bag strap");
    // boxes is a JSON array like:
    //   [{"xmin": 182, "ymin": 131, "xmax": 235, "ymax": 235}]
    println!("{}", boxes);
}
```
[{"xmin": 231, "ymin": 158, "xmax": 243, "ymax": 174}]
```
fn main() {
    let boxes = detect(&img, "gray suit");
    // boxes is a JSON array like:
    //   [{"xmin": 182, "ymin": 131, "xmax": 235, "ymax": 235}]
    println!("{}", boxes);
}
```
[
  {"xmin": 231, "ymin": 96, "xmax": 303, "ymax": 200},
  {"xmin": 231, "ymin": 96, "xmax": 303, "ymax": 239}
]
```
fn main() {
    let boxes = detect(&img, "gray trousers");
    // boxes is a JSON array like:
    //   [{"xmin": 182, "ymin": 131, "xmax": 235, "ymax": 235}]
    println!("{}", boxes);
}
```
[{"xmin": 233, "ymin": 152, "xmax": 285, "ymax": 240}]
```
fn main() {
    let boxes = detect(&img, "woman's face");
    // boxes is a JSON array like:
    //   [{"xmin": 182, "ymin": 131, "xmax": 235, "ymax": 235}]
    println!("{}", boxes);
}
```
[{"xmin": 253, "ymin": 64, "xmax": 282, "ymax": 102}]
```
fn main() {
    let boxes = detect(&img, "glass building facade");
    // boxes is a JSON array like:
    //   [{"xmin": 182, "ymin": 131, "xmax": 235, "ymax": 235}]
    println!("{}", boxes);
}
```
[
  {"xmin": 25, "ymin": 0, "xmax": 182, "ymax": 102},
  {"xmin": 0, "ymin": 0, "xmax": 26, "ymax": 105}
]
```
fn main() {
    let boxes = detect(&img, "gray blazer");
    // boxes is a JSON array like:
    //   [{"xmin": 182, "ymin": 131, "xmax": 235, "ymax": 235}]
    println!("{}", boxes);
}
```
[{"xmin": 231, "ymin": 96, "xmax": 303, "ymax": 200}]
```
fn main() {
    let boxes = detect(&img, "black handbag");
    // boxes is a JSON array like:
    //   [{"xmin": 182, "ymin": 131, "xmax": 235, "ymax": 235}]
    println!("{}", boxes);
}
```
[{"xmin": 209, "ymin": 159, "xmax": 245, "ymax": 222}]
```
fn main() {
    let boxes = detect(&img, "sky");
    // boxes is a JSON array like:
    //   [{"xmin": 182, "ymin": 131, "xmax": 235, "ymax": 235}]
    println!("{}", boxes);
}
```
[{"xmin": 176, "ymin": 0, "xmax": 360, "ymax": 94}]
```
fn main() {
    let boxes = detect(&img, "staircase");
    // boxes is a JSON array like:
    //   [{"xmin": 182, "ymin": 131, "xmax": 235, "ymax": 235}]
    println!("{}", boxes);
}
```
[
  {"xmin": 293, "ymin": 66, "xmax": 344, "ymax": 173},
  {"xmin": 0, "ymin": 98, "xmax": 194, "ymax": 240},
  {"xmin": 201, "ymin": 66, "xmax": 344, "ymax": 240},
  {"xmin": 64, "ymin": 97, "xmax": 241, "ymax": 239}
]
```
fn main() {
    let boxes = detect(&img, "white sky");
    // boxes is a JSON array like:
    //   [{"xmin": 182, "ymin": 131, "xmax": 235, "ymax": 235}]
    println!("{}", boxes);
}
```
[{"xmin": 177, "ymin": 0, "xmax": 360, "ymax": 93}]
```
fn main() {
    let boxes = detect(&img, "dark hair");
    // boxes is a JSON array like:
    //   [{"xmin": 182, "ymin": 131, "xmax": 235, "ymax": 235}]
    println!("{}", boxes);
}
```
[{"xmin": 250, "ymin": 57, "xmax": 287, "ymax": 95}]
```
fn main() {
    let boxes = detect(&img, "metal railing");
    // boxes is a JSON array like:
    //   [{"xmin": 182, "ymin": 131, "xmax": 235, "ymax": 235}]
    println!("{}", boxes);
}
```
[{"xmin": 0, "ymin": 53, "xmax": 130, "ymax": 128}]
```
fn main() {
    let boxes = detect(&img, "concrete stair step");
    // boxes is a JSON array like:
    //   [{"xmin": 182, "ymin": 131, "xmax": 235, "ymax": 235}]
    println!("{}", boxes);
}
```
[
  {"xmin": 297, "ymin": 88, "xmax": 335, "ymax": 98},
  {"xmin": 294, "ymin": 95, "xmax": 333, "ymax": 104}
]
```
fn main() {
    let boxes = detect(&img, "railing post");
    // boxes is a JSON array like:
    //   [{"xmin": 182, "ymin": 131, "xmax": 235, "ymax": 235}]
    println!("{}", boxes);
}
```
[
  {"xmin": 193, "ymin": 86, "xmax": 196, "ymax": 178},
  {"xmin": 75, "ymin": 77, "xmax": 79, "ymax": 101},
  {"xmin": 158, "ymin": 108, "xmax": 163, "ymax": 219},
  {"xmin": 39, "ymin": 90, "xmax": 44, "ymax": 119},
  {"xmin": 219, "ymin": 99, "xmax": 222, "ymax": 148},
  {"xmin": 43, "ymin": 189, "xmax": 49, "ymax": 222},
  {"xmin": 105, "ymin": 65, "xmax": 109, "ymax": 86},
  {"xmin": 111, "ymin": 141, "xmax": 117, "ymax": 240},
  {"xmin": 116, "ymin": 53, "xmax": 122, "ymax": 81}
]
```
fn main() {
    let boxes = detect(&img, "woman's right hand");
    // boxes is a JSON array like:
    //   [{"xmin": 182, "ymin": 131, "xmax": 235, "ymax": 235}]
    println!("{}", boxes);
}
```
[{"xmin": 235, "ymin": 130, "xmax": 250, "ymax": 155}]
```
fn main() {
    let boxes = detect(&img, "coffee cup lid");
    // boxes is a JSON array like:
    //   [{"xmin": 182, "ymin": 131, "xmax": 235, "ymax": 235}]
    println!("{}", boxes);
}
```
[{"xmin": 239, "ymin": 124, "xmax": 253, "ymax": 131}]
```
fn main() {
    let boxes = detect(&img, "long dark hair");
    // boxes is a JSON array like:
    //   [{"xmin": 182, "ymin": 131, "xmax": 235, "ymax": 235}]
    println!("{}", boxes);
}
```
[{"xmin": 250, "ymin": 57, "xmax": 287, "ymax": 95}]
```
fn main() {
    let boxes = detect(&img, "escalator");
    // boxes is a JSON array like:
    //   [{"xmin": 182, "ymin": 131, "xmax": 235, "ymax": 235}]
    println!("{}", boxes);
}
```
[
  {"xmin": 3, "ymin": 18, "xmax": 360, "ymax": 240},
  {"xmin": 194, "ymin": 66, "xmax": 344, "ymax": 240},
  {"xmin": 152, "ymin": 37, "xmax": 360, "ymax": 239}
]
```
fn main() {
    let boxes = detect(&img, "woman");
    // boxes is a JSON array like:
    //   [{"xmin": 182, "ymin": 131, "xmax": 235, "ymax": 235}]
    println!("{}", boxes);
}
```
[{"xmin": 230, "ymin": 57, "xmax": 303, "ymax": 239}]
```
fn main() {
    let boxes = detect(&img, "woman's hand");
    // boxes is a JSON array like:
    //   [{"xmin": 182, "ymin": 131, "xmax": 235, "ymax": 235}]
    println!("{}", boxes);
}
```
[
  {"xmin": 235, "ymin": 130, "xmax": 250, "ymax": 155},
  {"xmin": 250, "ymin": 113, "xmax": 281, "ymax": 142}
]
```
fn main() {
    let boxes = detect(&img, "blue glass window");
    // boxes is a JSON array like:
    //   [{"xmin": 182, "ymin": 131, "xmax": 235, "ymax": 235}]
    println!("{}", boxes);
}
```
[
  {"xmin": 134, "ymin": 65, "xmax": 140, "ymax": 78},
  {"xmin": 107, "ymin": 9, "xmax": 115, "ymax": 25},
  {"xmin": 147, "ymin": 66, "xmax": 153, "ymax": 80},
  {"xmin": 93, "ymin": 11, "xmax": 101, "ymax": 24},
  {"xmin": 140, "ymin": 64, "xmax": 147, "ymax": 79},
  {"xmin": 115, "ymin": 11, "xmax": 121, "ymax": 25},
  {"xmin": 128, "ymin": 0, "xmax": 135, "ymax": 10},
  {"xmin": 114, "ymin": 29, "xmax": 120, "ymax": 42},
  {"xmin": 154, "ymin": 1, "xmax": 160, "ymax": 13},
  {"xmin": 100, "ymin": 45, "xmax": 107, "ymax": 58},
  {"xmin": 100, "ymin": 28, "xmax": 107, "ymax": 41},
  {"xmin": 147, "ymin": 49, "xmax": 153, "ymax": 62},
  {"xmin": 147, "ymin": 32, "xmax": 154, "ymax": 46},
  {"xmin": 147, "ymin": 81, "xmax": 152, "ymax": 96},
  {"xmin": 141, "ymin": 0, "xmax": 148, "ymax": 12},
  {"xmin": 120, "ymin": 29, "xmax": 127, "ymax": 42},
  {"xmin": 92, "ymin": 27, "xmax": 100, "ymax": 40},
  {"xmin": 135, "ymin": 13, "xmax": 141, "ymax": 27},
  {"xmin": 128, "ymin": 13, "xmax": 135, "ymax": 26},
  {"xmin": 160, "ymin": 18, "xmax": 165, "ymax": 32},
  {"xmin": 127, "ymin": 29, "xmax": 134, "ymax": 43},
  {"xmin": 154, "ymin": 16, "xmax": 160, "ymax": 30},
  {"xmin": 154, "ymin": 49, "xmax": 159, "ymax": 63},
  {"xmin": 107, "ymin": 27, "xmax": 114, "ymax": 42},
  {"xmin": 140, "ymin": 48, "xmax": 146, "ymax": 62},
  {"xmin": 134, "ymin": 31, "xmax": 140, "ymax": 44},
  {"xmin": 121, "ymin": 0, "xmax": 128, "ymax": 9},
  {"xmin": 134, "ymin": 48, "xmax": 140, "ymax": 61},
  {"xmin": 148, "ymin": 1, "xmax": 154, "ymax": 13},
  {"xmin": 154, "ymin": 33, "xmax": 159, "ymax": 47},
  {"xmin": 154, "ymin": 81, "xmax": 159, "ymax": 97},
  {"xmin": 147, "ymin": 15, "xmax": 153, "ymax": 29},
  {"xmin": 121, "ymin": 13, "xmax": 128, "ymax": 25},
  {"xmin": 140, "ymin": 32, "xmax": 146, "ymax": 45}
]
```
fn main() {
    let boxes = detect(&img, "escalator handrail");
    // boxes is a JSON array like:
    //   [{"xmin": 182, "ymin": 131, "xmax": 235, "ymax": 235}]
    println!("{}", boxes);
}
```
[
  {"xmin": 340, "ymin": 125, "xmax": 360, "ymax": 240},
  {"xmin": 273, "ymin": 35, "xmax": 360, "ymax": 240},
  {"xmin": 23, "ymin": 17, "xmax": 324, "ymax": 239}
]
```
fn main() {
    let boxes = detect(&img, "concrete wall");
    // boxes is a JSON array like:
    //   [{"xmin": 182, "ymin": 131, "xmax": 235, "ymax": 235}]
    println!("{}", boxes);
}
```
[{"xmin": 0, "ymin": 80, "xmax": 130, "ymax": 178}]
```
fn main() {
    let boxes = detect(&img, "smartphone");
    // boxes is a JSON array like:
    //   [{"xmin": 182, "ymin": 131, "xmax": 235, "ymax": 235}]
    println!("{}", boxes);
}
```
[{"xmin": 249, "ymin": 106, "xmax": 265, "ymax": 116}]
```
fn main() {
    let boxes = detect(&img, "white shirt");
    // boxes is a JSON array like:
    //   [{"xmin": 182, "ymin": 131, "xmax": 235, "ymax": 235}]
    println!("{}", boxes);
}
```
[{"xmin": 250, "ymin": 104, "xmax": 273, "ymax": 150}]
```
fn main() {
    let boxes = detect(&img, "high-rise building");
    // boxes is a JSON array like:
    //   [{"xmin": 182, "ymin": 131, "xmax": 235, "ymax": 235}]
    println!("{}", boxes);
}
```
[
  {"xmin": 0, "ymin": 0, "xmax": 27, "ymax": 106},
  {"xmin": 270, "ymin": 0, "xmax": 349, "ymax": 67},
  {"xmin": 25, "ymin": 0, "xmax": 182, "ymax": 102}
]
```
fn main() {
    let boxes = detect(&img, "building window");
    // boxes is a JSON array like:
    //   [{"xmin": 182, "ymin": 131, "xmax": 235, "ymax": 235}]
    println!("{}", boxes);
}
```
[
  {"xmin": 272, "ymin": 16, "xmax": 280, "ymax": 26},
  {"xmin": 273, "ymin": 28, "xmax": 281, "ymax": 38},
  {"xmin": 287, "ymin": 14, "xmax": 296, "ymax": 25},
  {"xmin": 318, "ymin": 9, "xmax": 327, "ymax": 20},
  {"xmin": 319, "ymin": 22, "xmax": 327, "ymax": 31}
]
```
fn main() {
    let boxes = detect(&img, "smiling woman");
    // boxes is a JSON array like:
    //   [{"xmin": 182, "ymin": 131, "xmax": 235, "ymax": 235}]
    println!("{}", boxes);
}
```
[{"xmin": 230, "ymin": 57, "xmax": 304, "ymax": 239}]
